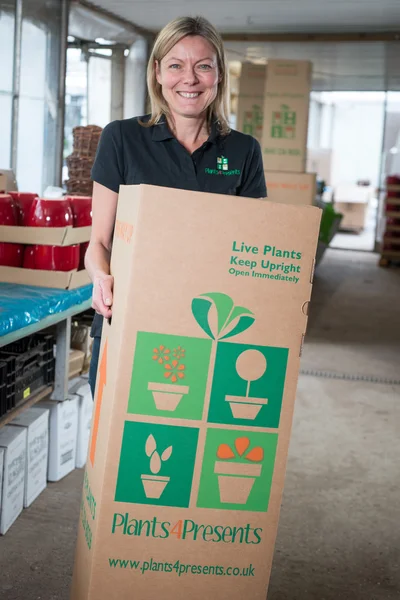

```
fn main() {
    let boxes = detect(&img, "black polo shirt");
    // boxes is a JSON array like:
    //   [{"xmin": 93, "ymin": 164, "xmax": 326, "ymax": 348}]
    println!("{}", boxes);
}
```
[{"xmin": 90, "ymin": 114, "xmax": 267, "ymax": 337}]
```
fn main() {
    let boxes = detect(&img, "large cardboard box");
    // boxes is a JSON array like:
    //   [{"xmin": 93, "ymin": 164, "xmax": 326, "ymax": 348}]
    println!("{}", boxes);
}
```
[
  {"xmin": 40, "ymin": 397, "xmax": 78, "ymax": 482},
  {"xmin": 71, "ymin": 184, "xmax": 321, "ymax": 599},
  {"xmin": 265, "ymin": 171, "xmax": 316, "ymax": 206},
  {"xmin": 75, "ymin": 382, "xmax": 94, "ymax": 469},
  {"xmin": 0, "ymin": 426, "xmax": 27, "ymax": 535},
  {"xmin": 236, "ymin": 64, "xmax": 267, "ymax": 144},
  {"xmin": 261, "ymin": 60, "xmax": 312, "ymax": 173},
  {"xmin": 9, "ymin": 407, "xmax": 49, "ymax": 507}
]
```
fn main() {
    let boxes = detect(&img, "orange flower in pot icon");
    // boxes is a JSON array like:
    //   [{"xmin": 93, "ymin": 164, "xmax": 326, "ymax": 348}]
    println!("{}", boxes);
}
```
[
  {"xmin": 214, "ymin": 437, "xmax": 264, "ymax": 505},
  {"xmin": 141, "ymin": 434, "xmax": 173, "ymax": 499},
  {"xmin": 148, "ymin": 345, "xmax": 189, "ymax": 411}
]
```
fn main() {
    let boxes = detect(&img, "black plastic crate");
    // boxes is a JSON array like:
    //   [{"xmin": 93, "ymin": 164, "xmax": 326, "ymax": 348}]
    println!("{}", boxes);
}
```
[
  {"xmin": 0, "ymin": 360, "xmax": 7, "ymax": 418},
  {"xmin": 0, "ymin": 333, "xmax": 55, "ymax": 411}
]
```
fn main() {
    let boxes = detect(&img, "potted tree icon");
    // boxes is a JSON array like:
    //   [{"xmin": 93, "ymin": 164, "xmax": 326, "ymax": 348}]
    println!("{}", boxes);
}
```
[
  {"xmin": 147, "ymin": 345, "xmax": 189, "ymax": 412},
  {"xmin": 225, "ymin": 349, "xmax": 268, "ymax": 420},
  {"xmin": 214, "ymin": 437, "xmax": 263, "ymax": 504},
  {"xmin": 141, "ymin": 434, "xmax": 173, "ymax": 499}
]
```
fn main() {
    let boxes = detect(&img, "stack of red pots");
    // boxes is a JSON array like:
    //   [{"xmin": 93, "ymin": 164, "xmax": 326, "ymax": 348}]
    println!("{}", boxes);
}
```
[
  {"xmin": 0, "ymin": 194, "xmax": 24, "ymax": 267},
  {"xmin": 0, "ymin": 192, "xmax": 92, "ymax": 271},
  {"xmin": 384, "ymin": 175, "xmax": 400, "ymax": 252}
]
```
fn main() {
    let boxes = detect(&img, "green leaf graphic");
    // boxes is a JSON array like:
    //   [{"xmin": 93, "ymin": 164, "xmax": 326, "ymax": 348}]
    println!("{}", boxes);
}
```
[
  {"xmin": 220, "ymin": 316, "xmax": 255, "ymax": 340},
  {"xmin": 192, "ymin": 293, "xmax": 255, "ymax": 340},
  {"xmin": 191, "ymin": 298, "xmax": 215, "ymax": 339},
  {"xmin": 200, "ymin": 293, "xmax": 234, "ymax": 335}
]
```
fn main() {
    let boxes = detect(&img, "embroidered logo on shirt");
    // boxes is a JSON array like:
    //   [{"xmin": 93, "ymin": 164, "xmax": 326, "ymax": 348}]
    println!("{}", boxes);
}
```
[
  {"xmin": 217, "ymin": 156, "xmax": 229, "ymax": 171},
  {"xmin": 206, "ymin": 156, "xmax": 241, "ymax": 177}
]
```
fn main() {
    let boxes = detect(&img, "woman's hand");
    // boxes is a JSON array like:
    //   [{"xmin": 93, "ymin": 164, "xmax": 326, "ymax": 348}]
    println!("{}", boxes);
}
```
[{"xmin": 92, "ymin": 272, "xmax": 114, "ymax": 319}]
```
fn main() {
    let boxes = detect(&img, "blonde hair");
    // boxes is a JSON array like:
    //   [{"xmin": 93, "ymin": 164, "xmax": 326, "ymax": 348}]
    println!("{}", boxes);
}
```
[{"xmin": 142, "ymin": 16, "xmax": 230, "ymax": 135}]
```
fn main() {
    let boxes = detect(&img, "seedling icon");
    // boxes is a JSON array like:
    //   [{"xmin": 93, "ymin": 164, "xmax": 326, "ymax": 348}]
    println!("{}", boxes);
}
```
[
  {"xmin": 141, "ymin": 434, "xmax": 172, "ymax": 499},
  {"xmin": 225, "ymin": 349, "xmax": 268, "ymax": 420}
]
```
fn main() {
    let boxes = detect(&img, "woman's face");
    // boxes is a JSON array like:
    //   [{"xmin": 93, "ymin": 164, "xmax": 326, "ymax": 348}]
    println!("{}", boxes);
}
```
[{"xmin": 156, "ymin": 35, "xmax": 220, "ymax": 121}]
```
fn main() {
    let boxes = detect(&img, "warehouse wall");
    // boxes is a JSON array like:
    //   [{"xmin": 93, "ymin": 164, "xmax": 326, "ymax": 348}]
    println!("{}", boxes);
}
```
[{"xmin": 330, "ymin": 98, "xmax": 385, "ymax": 188}]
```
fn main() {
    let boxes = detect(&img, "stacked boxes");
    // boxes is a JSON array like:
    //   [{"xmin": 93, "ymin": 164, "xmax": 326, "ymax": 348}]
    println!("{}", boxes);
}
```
[
  {"xmin": 237, "ymin": 59, "xmax": 316, "ymax": 207},
  {"xmin": 261, "ymin": 60, "xmax": 312, "ymax": 173},
  {"xmin": 236, "ymin": 64, "xmax": 267, "ymax": 145}
]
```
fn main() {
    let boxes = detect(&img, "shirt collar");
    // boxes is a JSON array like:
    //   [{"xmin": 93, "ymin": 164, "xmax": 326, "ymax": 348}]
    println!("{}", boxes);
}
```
[{"xmin": 151, "ymin": 114, "xmax": 221, "ymax": 144}]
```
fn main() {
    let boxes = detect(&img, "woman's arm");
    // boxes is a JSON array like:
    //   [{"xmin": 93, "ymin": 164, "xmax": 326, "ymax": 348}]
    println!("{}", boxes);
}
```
[{"xmin": 85, "ymin": 182, "xmax": 118, "ymax": 319}]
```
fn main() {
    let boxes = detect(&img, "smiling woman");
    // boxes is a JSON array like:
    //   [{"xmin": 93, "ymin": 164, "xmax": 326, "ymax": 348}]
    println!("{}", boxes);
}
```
[{"xmin": 86, "ymin": 16, "xmax": 267, "ymax": 397}]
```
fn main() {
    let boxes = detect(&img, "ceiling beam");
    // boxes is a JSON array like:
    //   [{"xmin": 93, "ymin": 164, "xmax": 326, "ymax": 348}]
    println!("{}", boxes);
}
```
[
  {"xmin": 73, "ymin": 0, "xmax": 155, "ymax": 41},
  {"xmin": 222, "ymin": 32, "xmax": 400, "ymax": 43}
]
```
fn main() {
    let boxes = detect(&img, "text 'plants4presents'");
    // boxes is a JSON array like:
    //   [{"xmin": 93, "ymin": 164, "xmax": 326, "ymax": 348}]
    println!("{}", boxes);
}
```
[{"xmin": 71, "ymin": 184, "xmax": 321, "ymax": 600}]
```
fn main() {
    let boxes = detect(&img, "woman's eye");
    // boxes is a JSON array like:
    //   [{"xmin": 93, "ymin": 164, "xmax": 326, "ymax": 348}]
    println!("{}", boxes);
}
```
[
  {"xmin": 198, "ymin": 64, "xmax": 212, "ymax": 70},
  {"xmin": 169, "ymin": 64, "xmax": 181, "ymax": 69}
]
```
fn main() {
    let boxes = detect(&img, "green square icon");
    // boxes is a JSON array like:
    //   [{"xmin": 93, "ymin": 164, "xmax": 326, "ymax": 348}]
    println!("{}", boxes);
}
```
[
  {"xmin": 115, "ymin": 421, "xmax": 199, "ymax": 508},
  {"xmin": 271, "ymin": 125, "xmax": 283, "ymax": 138},
  {"xmin": 128, "ymin": 332, "xmax": 212, "ymax": 420},
  {"xmin": 197, "ymin": 428, "xmax": 278, "ymax": 512},
  {"xmin": 207, "ymin": 342, "xmax": 288, "ymax": 428}
]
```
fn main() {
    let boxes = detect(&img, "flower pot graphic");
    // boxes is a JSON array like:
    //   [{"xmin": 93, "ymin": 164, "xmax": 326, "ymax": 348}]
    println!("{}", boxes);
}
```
[
  {"xmin": 141, "ymin": 434, "xmax": 172, "ymax": 500},
  {"xmin": 148, "ymin": 382, "xmax": 189, "ymax": 412},
  {"xmin": 148, "ymin": 345, "xmax": 188, "ymax": 412},
  {"xmin": 214, "ymin": 437, "xmax": 264, "ymax": 505},
  {"xmin": 225, "ymin": 349, "xmax": 268, "ymax": 420},
  {"xmin": 215, "ymin": 462, "xmax": 262, "ymax": 504},
  {"xmin": 141, "ymin": 474, "xmax": 170, "ymax": 499}
]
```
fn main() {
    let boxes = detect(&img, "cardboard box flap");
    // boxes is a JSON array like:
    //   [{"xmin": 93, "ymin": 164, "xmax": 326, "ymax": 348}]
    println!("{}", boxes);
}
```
[
  {"xmin": 0, "ymin": 266, "xmax": 91, "ymax": 289},
  {"xmin": 0, "ymin": 225, "xmax": 91, "ymax": 245}
]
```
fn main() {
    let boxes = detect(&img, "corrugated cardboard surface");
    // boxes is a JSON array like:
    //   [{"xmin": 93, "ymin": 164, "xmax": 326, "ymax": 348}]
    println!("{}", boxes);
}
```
[
  {"xmin": 72, "ymin": 185, "xmax": 321, "ymax": 600},
  {"xmin": 0, "ymin": 267, "xmax": 91, "ymax": 289},
  {"xmin": 0, "ymin": 225, "xmax": 91, "ymax": 245},
  {"xmin": 261, "ymin": 60, "xmax": 312, "ymax": 173},
  {"xmin": 265, "ymin": 171, "xmax": 316, "ymax": 206},
  {"xmin": 236, "ymin": 64, "xmax": 267, "ymax": 144}
]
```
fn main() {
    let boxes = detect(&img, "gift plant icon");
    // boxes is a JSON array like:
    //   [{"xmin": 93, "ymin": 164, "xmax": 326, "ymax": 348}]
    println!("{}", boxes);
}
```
[
  {"xmin": 148, "ymin": 345, "xmax": 189, "ymax": 412},
  {"xmin": 141, "ymin": 434, "xmax": 173, "ymax": 499},
  {"xmin": 192, "ymin": 293, "xmax": 268, "ymax": 420},
  {"xmin": 214, "ymin": 437, "xmax": 264, "ymax": 504}
]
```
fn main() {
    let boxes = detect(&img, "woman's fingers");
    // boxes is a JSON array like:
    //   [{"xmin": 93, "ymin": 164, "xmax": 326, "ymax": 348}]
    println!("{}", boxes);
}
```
[{"xmin": 92, "ymin": 274, "xmax": 114, "ymax": 318}]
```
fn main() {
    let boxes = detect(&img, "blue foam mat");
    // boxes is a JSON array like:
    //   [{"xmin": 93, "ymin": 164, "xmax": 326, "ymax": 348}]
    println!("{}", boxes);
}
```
[{"xmin": 0, "ymin": 282, "xmax": 93, "ymax": 337}]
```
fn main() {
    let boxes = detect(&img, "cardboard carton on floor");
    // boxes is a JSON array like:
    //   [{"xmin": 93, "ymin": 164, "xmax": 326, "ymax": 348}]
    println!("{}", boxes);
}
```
[
  {"xmin": 40, "ymin": 397, "xmax": 78, "ymax": 482},
  {"xmin": 0, "ymin": 426, "xmax": 27, "ymax": 535},
  {"xmin": 265, "ymin": 171, "xmax": 317, "ymax": 206},
  {"xmin": 261, "ymin": 60, "xmax": 312, "ymax": 172},
  {"xmin": 75, "ymin": 382, "xmax": 94, "ymax": 469},
  {"xmin": 71, "ymin": 184, "xmax": 321, "ymax": 600},
  {"xmin": 236, "ymin": 64, "xmax": 267, "ymax": 144},
  {"xmin": 9, "ymin": 407, "xmax": 49, "ymax": 507},
  {"xmin": 0, "ymin": 448, "xmax": 4, "ymax": 511}
]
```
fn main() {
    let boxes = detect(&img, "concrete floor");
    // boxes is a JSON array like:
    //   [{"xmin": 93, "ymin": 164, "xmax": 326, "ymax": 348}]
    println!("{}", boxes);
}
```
[{"xmin": 1, "ymin": 249, "xmax": 399, "ymax": 600}]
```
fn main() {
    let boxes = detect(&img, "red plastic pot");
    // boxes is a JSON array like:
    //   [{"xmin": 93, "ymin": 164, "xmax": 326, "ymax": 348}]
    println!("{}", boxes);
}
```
[
  {"xmin": 28, "ymin": 197, "xmax": 73, "ymax": 228},
  {"xmin": 67, "ymin": 196, "xmax": 92, "ymax": 227},
  {"xmin": 0, "ymin": 242, "xmax": 24, "ymax": 267},
  {"xmin": 23, "ymin": 245, "xmax": 36, "ymax": 269},
  {"xmin": 0, "ymin": 194, "xmax": 19, "ymax": 226},
  {"xmin": 9, "ymin": 191, "xmax": 39, "ymax": 225},
  {"xmin": 79, "ymin": 241, "xmax": 89, "ymax": 270},
  {"xmin": 33, "ymin": 244, "xmax": 80, "ymax": 271}
]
